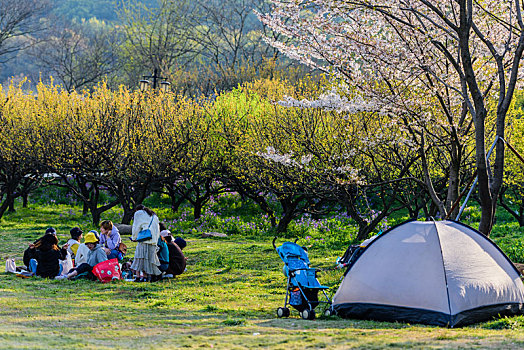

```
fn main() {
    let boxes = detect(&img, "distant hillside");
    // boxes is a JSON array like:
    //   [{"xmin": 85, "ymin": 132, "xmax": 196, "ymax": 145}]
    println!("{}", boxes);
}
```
[
  {"xmin": 0, "ymin": 0, "xmax": 282, "ymax": 91},
  {"xmin": 52, "ymin": 0, "xmax": 158, "ymax": 22}
]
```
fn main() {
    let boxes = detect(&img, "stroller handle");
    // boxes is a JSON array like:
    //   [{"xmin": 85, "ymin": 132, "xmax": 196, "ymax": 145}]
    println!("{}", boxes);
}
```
[{"xmin": 273, "ymin": 237, "xmax": 300, "ymax": 249}]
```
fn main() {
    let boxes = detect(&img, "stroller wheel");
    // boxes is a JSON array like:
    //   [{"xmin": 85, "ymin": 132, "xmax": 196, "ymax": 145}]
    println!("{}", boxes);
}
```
[
  {"xmin": 301, "ymin": 309, "xmax": 315, "ymax": 320},
  {"xmin": 277, "ymin": 307, "xmax": 290, "ymax": 318},
  {"xmin": 324, "ymin": 308, "xmax": 333, "ymax": 317},
  {"xmin": 283, "ymin": 307, "xmax": 290, "ymax": 317}
]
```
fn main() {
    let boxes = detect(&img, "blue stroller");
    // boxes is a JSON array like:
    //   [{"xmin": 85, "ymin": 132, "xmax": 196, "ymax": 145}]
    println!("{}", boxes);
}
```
[{"xmin": 273, "ymin": 237, "xmax": 332, "ymax": 320}]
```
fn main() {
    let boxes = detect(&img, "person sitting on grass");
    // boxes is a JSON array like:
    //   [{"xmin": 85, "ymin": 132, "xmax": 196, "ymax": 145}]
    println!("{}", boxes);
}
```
[
  {"xmin": 99, "ymin": 220, "xmax": 122, "ymax": 260},
  {"xmin": 73, "ymin": 230, "xmax": 94, "ymax": 266},
  {"xmin": 23, "ymin": 227, "xmax": 57, "ymax": 269},
  {"xmin": 66, "ymin": 227, "xmax": 83, "ymax": 259},
  {"xmin": 162, "ymin": 230, "xmax": 187, "ymax": 278},
  {"xmin": 24, "ymin": 233, "xmax": 69, "ymax": 278},
  {"xmin": 56, "ymin": 231, "xmax": 107, "ymax": 280}
]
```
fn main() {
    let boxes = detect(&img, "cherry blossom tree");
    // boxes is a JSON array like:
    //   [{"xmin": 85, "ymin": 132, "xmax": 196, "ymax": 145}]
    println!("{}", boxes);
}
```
[{"xmin": 258, "ymin": 0, "xmax": 524, "ymax": 235}]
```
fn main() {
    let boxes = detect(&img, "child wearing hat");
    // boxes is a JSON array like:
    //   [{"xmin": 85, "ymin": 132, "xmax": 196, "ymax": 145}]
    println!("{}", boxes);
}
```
[
  {"xmin": 56, "ymin": 231, "xmax": 107, "ymax": 280},
  {"xmin": 74, "ymin": 230, "xmax": 95, "ymax": 265}
]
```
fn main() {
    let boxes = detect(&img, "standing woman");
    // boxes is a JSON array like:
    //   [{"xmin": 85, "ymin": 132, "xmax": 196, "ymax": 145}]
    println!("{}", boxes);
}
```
[{"xmin": 131, "ymin": 204, "xmax": 161, "ymax": 282}]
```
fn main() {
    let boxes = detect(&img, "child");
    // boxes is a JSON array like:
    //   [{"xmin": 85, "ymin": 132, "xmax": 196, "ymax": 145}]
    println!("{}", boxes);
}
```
[
  {"xmin": 56, "ymin": 231, "xmax": 107, "ymax": 280},
  {"xmin": 25, "ymin": 234, "xmax": 69, "ymax": 278},
  {"xmin": 66, "ymin": 227, "xmax": 83, "ymax": 259},
  {"xmin": 157, "ymin": 232, "xmax": 170, "ymax": 274},
  {"xmin": 74, "ymin": 230, "xmax": 95, "ymax": 266}
]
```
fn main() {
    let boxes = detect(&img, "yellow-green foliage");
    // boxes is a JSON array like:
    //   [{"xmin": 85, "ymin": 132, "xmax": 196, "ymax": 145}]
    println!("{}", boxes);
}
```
[
  {"xmin": 506, "ymin": 92, "xmax": 524, "ymax": 186},
  {"xmin": 0, "ymin": 77, "xmax": 474, "ymax": 205},
  {"xmin": 0, "ymin": 81, "xmax": 209, "ymax": 180}
]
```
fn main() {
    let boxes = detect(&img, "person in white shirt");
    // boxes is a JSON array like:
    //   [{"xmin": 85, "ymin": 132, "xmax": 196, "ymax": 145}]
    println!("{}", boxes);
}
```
[
  {"xmin": 66, "ymin": 227, "xmax": 83, "ymax": 258},
  {"xmin": 131, "ymin": 205, "xmax": 161, "ymax": 282},
  {"xmin": 74, "ymin": 230, "xmax": 96, "ymax": 266}
]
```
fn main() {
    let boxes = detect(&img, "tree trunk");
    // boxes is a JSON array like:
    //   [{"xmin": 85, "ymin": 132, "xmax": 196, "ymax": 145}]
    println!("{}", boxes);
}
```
[
  {"xmin": 445, "ymin": 156, "xmax": 461, "ymax": 219},
  {"xmin": 420, "ymin": 141, "xmax": 447, "ymax": 218},
  {"xmin": 0, "ymin": 193, "xmax": 14, "ymax": 219},
  {"xmin": 475, "ymin": 127, "xmax": 493, "ymax": 235},
  {"xmin": 92, "ymin": 209, "xmax": 102, "ymax": 227},
  {"xmin": 171, "ymin": 195, "xmax": 185, "ymax": 213},
  {"xmin": 458, "ymin": 8, "xmax": 494, "ymax": 235},
  {"xmin": 252, "ymin": 195, "xmax": 277, "ymax": 227},
  {"xmin": 8, "ymin": 199, "xmax": 15, "ymax": 213},
  {"xmin": 275, "ymin": 196, "xmax": 302, "ymax": 233},
  {"xmin": 356, "ymin": 222, "xmax": 374, "ymax": 241},
  {"xmin": 22, "ymin": 193, "xmax": 28, "ymax": 208},
  {"xmin": 276, "ymin": 209, "xmax": 296, "ymax": 233},
  {"xmin": 121, "ymin": 200, "xmax": 135, "ymax": 224},
  {"xmin": 355, "ymin": 207, "xmax": 389, "ymax": 241},
  {"xmin": 499, "ymin": 200, "xmax": 524, "ymax": 227},
  {"xmin": 90, "ymin": 200, "xmax": 120, "ymax": 226},
  {"xmin": 488, "ymin": 114, "xmax": 508, "ymax": 232},
  {"xmin": 193, "ymin": 200, "xmax": 203, "ymax": 220},
  {"xmin": 428, "ymin": 200, "xmax": 439, "ymax": 218}
]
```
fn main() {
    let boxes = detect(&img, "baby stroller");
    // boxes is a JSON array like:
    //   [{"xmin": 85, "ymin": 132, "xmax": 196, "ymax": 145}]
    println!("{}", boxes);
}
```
[{"xmin": 273, "ymin": 237, "xmax": 332, "ymax": 320}]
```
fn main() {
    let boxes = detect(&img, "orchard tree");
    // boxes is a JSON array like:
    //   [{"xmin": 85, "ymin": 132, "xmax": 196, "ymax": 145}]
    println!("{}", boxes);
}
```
[
  {"xmin": 129, "ymin": 91, "xmax": 210, "ymax": 220},
  {"xmin": 252, "ymin": 94, "xmax": 423, "ymax": 238},
  {"xmin": 162, "ymin": 96, "xmax": 231, "ymax": 220},
  {"xmin": 0, "ymin": 83, "xmax": 44, "ymax": 218},
  {"xmin": 31, "ymin": 83, "xmax": 123, "ymax": 224},
  {"xmin": 258, "ymin": 0, "xmax": 524, "ymax": 235}
]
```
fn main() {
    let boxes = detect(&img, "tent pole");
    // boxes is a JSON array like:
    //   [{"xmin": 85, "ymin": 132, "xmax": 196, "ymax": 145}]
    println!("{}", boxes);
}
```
[
  {"xmin": 456, "ymin": 136, "xmax": 500, "ymax": 221},
  {"xmin": 503, "ymin": 138, "xmax": 524, "ymax": 165}
]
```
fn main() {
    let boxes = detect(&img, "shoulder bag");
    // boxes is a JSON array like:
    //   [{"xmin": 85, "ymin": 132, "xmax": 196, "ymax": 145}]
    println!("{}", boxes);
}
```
[{"xmin": 136, "ymin": 215, "xmax": 154, "ymax": 242}]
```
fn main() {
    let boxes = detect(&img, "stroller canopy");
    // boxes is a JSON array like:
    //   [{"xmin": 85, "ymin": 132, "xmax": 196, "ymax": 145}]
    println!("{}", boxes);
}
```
[
  {"xmin": 277, "ymin": 242, "xmax": 310, "ymax": 265},
  {"xmin": 333, "ymin": 220, "xmax": 524, "ymax": 327}
]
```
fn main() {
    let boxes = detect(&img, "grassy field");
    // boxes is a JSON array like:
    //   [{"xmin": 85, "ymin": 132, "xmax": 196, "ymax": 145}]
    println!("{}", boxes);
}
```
[{"xmin": 2, "ymin": 200, "xmax": 524, "ymax": 349}]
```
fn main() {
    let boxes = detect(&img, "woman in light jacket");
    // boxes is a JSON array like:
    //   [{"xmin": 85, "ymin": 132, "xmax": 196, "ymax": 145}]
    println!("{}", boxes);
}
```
[{"xmin": 131, "ymin": 204, "xmax": 161, "ymax": 282}]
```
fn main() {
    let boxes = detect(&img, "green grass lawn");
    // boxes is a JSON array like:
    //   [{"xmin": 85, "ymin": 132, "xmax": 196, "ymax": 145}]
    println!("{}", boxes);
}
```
[{"xmin": 2, "ymin": 203, "xmax": 524, "ymax": 349}]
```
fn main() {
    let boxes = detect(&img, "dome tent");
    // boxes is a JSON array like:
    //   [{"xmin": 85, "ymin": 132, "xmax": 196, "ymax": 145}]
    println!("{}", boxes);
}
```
[{"xmin": 333, "ymin": 220, "xmax": 524, "ymax": 327}]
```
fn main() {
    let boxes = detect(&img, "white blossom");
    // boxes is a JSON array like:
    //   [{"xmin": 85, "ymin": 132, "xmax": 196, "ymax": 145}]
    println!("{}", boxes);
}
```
[
  {"xmin": 301, "ymin": 154, "xmax": 313, "ymax": 165},
  {"xmin": 256, "ymin": 146, "xmax": 299, "ymax": 167},
  {"xmin": 278, "ymin": 89, "xmax": 383, "ymax": 114}
]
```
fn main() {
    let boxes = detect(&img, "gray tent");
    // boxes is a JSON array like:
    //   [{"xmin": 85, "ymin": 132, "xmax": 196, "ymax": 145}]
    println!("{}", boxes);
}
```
[{"xmin": 333, "ymin": 220, "xmax": 524, "ymax": 327}]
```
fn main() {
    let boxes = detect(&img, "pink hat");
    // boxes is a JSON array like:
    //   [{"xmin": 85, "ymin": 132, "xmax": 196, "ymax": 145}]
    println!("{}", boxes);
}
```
[{"xmin": 160, "ymin": 229, "xmax": 172, "ymax": 238}]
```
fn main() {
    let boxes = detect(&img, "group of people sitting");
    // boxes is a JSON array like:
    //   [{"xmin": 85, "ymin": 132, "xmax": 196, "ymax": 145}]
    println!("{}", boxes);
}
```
[{"xmin": 21, "ymin": 205, "xmax": 187, "ymax": 282}]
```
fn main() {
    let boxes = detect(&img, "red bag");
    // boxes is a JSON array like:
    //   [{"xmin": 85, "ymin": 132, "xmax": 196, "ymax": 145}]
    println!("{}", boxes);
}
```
[{"xmin": 92, "ymin": 258, "xmax": 122, "ymax": 283}]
